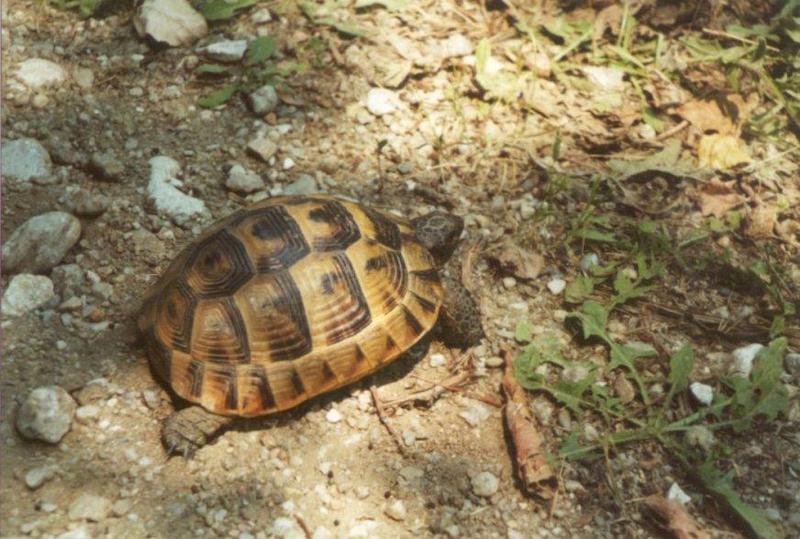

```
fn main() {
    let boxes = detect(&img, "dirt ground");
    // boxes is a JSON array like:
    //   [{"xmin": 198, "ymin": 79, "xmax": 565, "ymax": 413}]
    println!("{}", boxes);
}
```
[{"xmin": 2, "ymin": 1, "xmax": 799, "ymax": 538}]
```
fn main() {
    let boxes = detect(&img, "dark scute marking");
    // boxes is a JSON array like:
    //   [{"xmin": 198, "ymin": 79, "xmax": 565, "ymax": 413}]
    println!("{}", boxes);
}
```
[
  {"xmin": 324, "ymin": 253, "xmax": 371, "ymax": 345},
  {"xmin": 308, "ymin": 201, "xmax": 361, "ymax": 251},
  {"xmin": 159, "ymin": 280, "xmax": 196, "ymax": 354},
  {"xmin": 186, "ymin": 230, "xmax": 254, "ymax": 299},
  {"xmin": 252, "ymin": 366, "xmax": 276, "ymax": 409},
  {"xmin": 402, "ymin": 305, "xmax": 423, "ymax": 336},
  {"xmin": 365, "ymin": 255, "xmax": 387, "ymax": 272},
  {"xmin": 212, "ymin": 298, "xmax": 251, "ymax": 363},
  {"xmin": 270, "ymin": 271, "xmax": 313, "ymax": 361},
  {"xmin": 385, "ymin": 335, "xmax": 398, "ymax": 354},
  {"xmin": 412, "ymin": 292, "xmax": 437, "ymax": 313},
  {"xmin": 320, "ymin": 273, "xmax": 337, "ymax": 295},
  {"xmin": 290, "ymin": 370, "xmax": 306, "ymax": 396},
  {"xmin": 321, "ymin": 361, "xmax": 337, "ymax": 384},
  {"xmin": 188, "ymin": 360, "xmax": 204, "ymax": 398},
  {"xmin": 411, "ymin": 268, "xmax": 440, "ymax": 282},
  {"xmin": 225, "ymin": 373, "xmax": 238, "ymax": 410},
  {"xmin": 355, "ymin": 345, "xmax": 366, "ymax": 362},
  {"xmin": 234, "ymin": 206, "xmax": 311, "ymax": 273},
  {"xmin": 146, "ymin": 327, "xmax": 172, "ymax": 382},
  {"xmin": 363, "ymin": 207, "xmax": 401, "ymax": 250}
]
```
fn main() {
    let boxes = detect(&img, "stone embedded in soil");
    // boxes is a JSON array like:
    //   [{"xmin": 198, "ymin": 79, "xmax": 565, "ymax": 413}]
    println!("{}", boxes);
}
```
[
  {"xmin": 248, "ymin": 84, "xmax": 279, "ymax": 115},
  {"xmin": 366, "ymin": 88, "xmax": 400, "ymax": 116},
  {"xmin": 431, "ymin": 34, "xmax": 474, "ymax": 59},
  {"xmin": 2, "ymin": 138, "xmax": 52, "ymax": 182},
  {"xmin": 247, "ymin": 136, "xmax": 278, "ymax": 162},
  {"xmin": 75, "ymin": 404, "xmax": 100, "ymax": 423},
  {"xmin": 546, "ymin": 278, "xmax": 566, "ymax": 295},
  {"xmin": 272, "ymin": 516, "xmax": 305, "ymax": 539},
  {"xmin": 458, "ymin": 402, "xmax": 491, "ymax": 427},
  {"xmin": 471, "ymin": 471, "xmax": 499, "ymax": 497},
  {"xmin": 689, "ymin": 382, "xmax": 713, "ymax": 405},
  {"xmin": 131, "ymin": 228, "xmax": 167, "ymax": 266},
  {"xmin": 111, "ymin": 499, "xmax": 133, "ymax": 517},
  {"xmin": 63, "ymin": 187, "xmax": 109, "ymax": 217},
  {"xmin": 325, "ymin": 409, "xmax": 342, "ymax": 423},
  {"xmin": 15, "ymin": 58, "xmax": 66, "ymax": 89},
  {"xmin": 226, "ymin": 164, "xmax": 265, "ymax": 194},
  {"xmin": 203, "ymin": 40, "xmax": 248, "ymax": 62},
  {"xmin": 146, "ymin": 156, "xmax": 208, "ymax": 226},
  {"xmin": 51, "ymin": 264, "xmax": 85, "ymax": 300},
  {"xmin": 384, "ymin": 499, "xmax": 407, "ymax": 521},
  {"xmin": 88, "ymin": 151, "xmax": 124, "ymax": 182},
  {"xmin": 580, "ymin": 253, "xmax": 599, "ymax": 271},
  {"xmin": 785, "ymin": 352, "xmax": 800, "ymax": 378},
  {"xmin": 283, "ymin": 174, "xmax": 318, "ymax": 196},
  {"xmin": 1, "ymin": 274, "xmax": 55, "ymax": 316},
  {"xmin": 2, "ymin": 211, "xmax": 81, "ymax": 274},
  {"xmin": 667, "ymin": 482, "xmax": 691, "ymax": 505},
  {"xmin": 731, "ymin": 343, "xmax": 764, "ymax": 378},
  {"xmin": 16, "ymin": 386, "xmax": 77, "ymax": 444},
  {"xmin": 56, "ymin": 527, "xmax": 91, "ymax": 539},
  {"xmin": 25, "ymin": 465, "xmax": 57, "ymax": 489},
  {"xmin": 134, "ymin": 0, "xmax": 208, "ymax": 47},
  {"xmin": 68, "ymin": 493, "xmax": 112, "ymax": 521},
  {"xmin": 485, "ymin": 356, "xmax": 504, "ymax": 368}
]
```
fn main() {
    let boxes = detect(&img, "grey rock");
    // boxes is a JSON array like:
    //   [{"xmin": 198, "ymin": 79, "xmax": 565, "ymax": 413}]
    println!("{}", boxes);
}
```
[
  {"xmin": 283, "ymin": 174, "xmax": 317, "ymax": 195},
  {"xmin": 146, "ymin": 156, "xmax": 208, "ymax": 225},
  {"xmin": 25, "ymin": 465, "xmax": 57, "ymax": 489},
  {"xmin": 731, "ymin": 343, "xmax": 764, "ymax": 378},
  {"xmin": 75, "ymin": 404, "xmax": 100, "ymax": 424},
  {"xmin": 384, "ymin": 499, "xmax": 407, "ymax": 521},
  {"xmin": 471, "ymin": 471, "xmax": 499, "ymax": 497},
  {"xmin": 204, "ymin": 40, "xmax": 248, "ymax": 62},
  {"xmin": 226, "ymin": 164, "xmax": 264, "ymax": 194},
  {"xmin": 248, "ymin": 84, "xmax": 279, "ymax": 115},
  {"xmin": 134, "ymin": 0, "xmax": 208, "ymax": 47},
  {"xmin": 15, "ymin": 58, "xmax": 66, "ymax": 89},
  {"xmin": 785, "ymin": 352, "xmax": 800, "ymax": 378},
  {"xmin": 111, "ymin": 499, "xmax": 133, "ymax": 517},
  {"xmin": 2, "ymin": 211, "xmax": 81, "ymax": 274},
  {"xmin": 131, "ymin": 228, "xmax": 166, "ymax": 266},
  {"xmin": 458, "ymin": 402, "xmax": 491, "ymax": 427},
  {"xmin": 46, "ymin": 135, "xmax": 88, "ymax": 166},
  {"xmin": 68, "ymin": 493, "xmax": 112, "ymax": 521},
  {"xmin": 1, "ymin": 274, "xmax": 55, "ymax": 316},
  {"xmin": 580, "ymin": 253, "xmax": 599, "ymax": 272},
  {"xmin": 63, "ymin": 188, "xmax": 109, "ymax": 217},
  {"xmin": 2, "ymin": 138, "xmax": 52, "ymax": 182},
  {"xmin": 51, "ymin": 264, "xmax": 85, "ymax": 299},
  {"xmin": 16, "ymin": 386, "xmax": 77, "ymax": 444},
  {"xmin": 88, "ymin": 151, "xmax": 124, "ymax": 182},
  {"xmin": 247, "ymin": 136, "xmax": 278, "ymax": 162}
]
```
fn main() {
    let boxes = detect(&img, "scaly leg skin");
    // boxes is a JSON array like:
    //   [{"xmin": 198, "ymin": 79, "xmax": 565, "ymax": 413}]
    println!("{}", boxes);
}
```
[
  {"xmin": 439, "ymin": 276, "xmax": 484, "ymax": 349},
  {"xmin": 163, "ymin": 406, "xmax": 234, "ymax": 457}
]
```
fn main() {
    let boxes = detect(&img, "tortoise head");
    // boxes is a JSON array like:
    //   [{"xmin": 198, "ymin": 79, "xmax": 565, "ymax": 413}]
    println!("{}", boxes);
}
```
[{"xmin": 411, "ymin": 211, "xmax": 464, "ymax": 265}]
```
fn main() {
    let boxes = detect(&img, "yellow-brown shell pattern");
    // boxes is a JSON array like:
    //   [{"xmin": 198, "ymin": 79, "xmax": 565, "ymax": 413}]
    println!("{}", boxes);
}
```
[{"xmin": 138, "ymin": 195, "xmax": 443, "ymax": 416}]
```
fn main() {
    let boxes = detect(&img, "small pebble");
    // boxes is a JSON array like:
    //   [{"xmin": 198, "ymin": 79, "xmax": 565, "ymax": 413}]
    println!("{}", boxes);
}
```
[
  {"xmin": 731, "ymin": 343, "xmax": 764, "ymax": 378},
  {"xmin": 25, "ymin": 465, "xmax": 56, "ymax": 489},
  {"xmin": 458, "ymin": 402, "xmax": 491, "ymax": 427},
  {"xmin": 384, "ymin": 499, "xmax": 407, "ymax": 521},
  {"xmin": 75, "ymin": 405, "xmax": 100, "ymax": 423},
  {"xmin": 580, "ymin": 253, "xmax": 599, "ymax": 272},
  {"xmin": 1, "ymin": 274, "xmax": 55, "ymax": 316},
  {"xmin": 366, "ymin": 88, "xmax": 399, "ymax": 116},
  {"xmin": 471, "ymin": 471, "xmax": 499, "ymax": 497},
  {"xmin": 429, "ymin": 353, "xmax": 447, "ymax": 367},
  {"xmin": 16, "ymin": 386, "xmax": 77, "ymax": 443},
  {"xmin": 485, "ymin": 356, "xmax": 504, "ymax": 368},
  {"xmin": 502, "ymin": 277, "xmax": 516, "ymax": 289},
  {"xmin": 325, "ymin": 409, "xmax": 342, "ymax": 423},
  {"xmin": 689, "ymin": 382, "xmax": 713, "ymax": 405},
  {"xmin": 547, "ymin": 278, "xmax": 566, "ymax": 295},
  {"xmin": 68, "ymin": 493, "xmax": 112, "ymax": 521},
  {"xmin": 667, "ymin": 482, "xmax": 691, "ymax": 505}
]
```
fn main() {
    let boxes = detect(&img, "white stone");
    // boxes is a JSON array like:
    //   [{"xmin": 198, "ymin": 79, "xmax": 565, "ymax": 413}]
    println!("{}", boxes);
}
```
[
  {"xmin": 247, "ymin": 136, "xmax": 278, "ymax": 162},
  {"xmin": 25, "ymin": 465, "xmax": 56, "ymax": 489},
  {"xmin": 68, "ymin": 493, "xmax": 112, "ymax": 521},
  {"xmin": 56, "ymin": 527, "xmax": 91, "ymax": 539},
  {"xmin": 434, "ymin": 34, "xmax": 473, "ymax": 59},
  {"xmin": 667, "ymin": 482, "xmax": 691, "ymax": 505},
  {"xmin": 311, "ymin": 527, "xmax": 332, "ymax": 539},
  {"xmin": 471, "ymin": 471, "xmax": 499, "ymax": 497},
  {"xmin": 203, "ymin": 40, "xmax": 248, "ymax": 62},
  {"xmin": 283, "ymin": 174, "xmax": 317, "ymax": 195},
  {"xmin": 252, "ymin": 8, "xmax": 272, "ymax": 23},
  {"xmin": 15, "ymin": 58, "xmax": 66, "ymax": 89},
  {"xmin": 248, "ymin": 84, "xmax": 279, "ymax": 115},
  {"xmin": 111, "ymin": 499, "xmax": 133, "ymax": 516},
  {"xmin": 582, "ymin": 66, "xmax": 626, "ymax": 91},
  {"xmin": 429, "ymin": 353, "xmax": 447, "ymax": 367},
  {"xmin": 458, "ymin": 402, "xmax": 491, "ymax": 427},
  {"xmin": 1, "ymin": 274, "xmax": 55, "ymax": 316},
  {"xmin": 384, "ymin": 499, "xmax": 407, "ymax": 521},
  {"xmin": 226, "ymin": 164, "xmax": 264, "ymax": 194},
  {"xmin": 2, "ymin": 211, "xmax": 81, "ymax": 274},
  {"xmin": 485, "ymin": 356, "xmax": 504, "ymax": 368},
  {"xmin": 146, "ymin": 156, "xmax": 208, "ymax": 225},
  {"xmin": 282, "ymin": 157, "xmax": 295, "ymax": 170},
  {"xmin": 2, "ymin": 138, "xmax": 52, "ymax": 182},
  {"xmin": 580, "ymin": 253, "xmax": 599, "ymax": 271},
  {"xmin": 689, "ymin": 382, "xmax": 713, "ymax": 405},
  {"xmin": 325, "ymin": 409, "xmax": 342, "ymax": 423},
  {"xmin": 75, "ymin": 404, "xmax": 100, "ymax": 423},
  {"xmin": 272, "ymin": 516, "xmax": 304, "ymax": 539},
  {"xmin": 134, "ymin": 0, "xmax": 208, "ymax": 47},
  {"xmin": 16, "ymin": 386, "xmax": 76, "ymax": 444},
  {"xmin": 366, "ymin": 88, "xmax": 399, "ymax": 116},
  {"xmin": 732, "ymin": 343, "xmax": 764, "ymax": 378},
  {"xmin": 547, "ymin": 278, "xmax": 566, "ymax": 295}
]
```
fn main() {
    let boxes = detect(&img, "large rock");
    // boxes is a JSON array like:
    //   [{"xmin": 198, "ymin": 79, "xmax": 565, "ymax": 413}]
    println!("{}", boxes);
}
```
[
  {"xmin": 15, "ymin": 58, "xmax": 66, "ymax": 89},
  {"xmin": 2, "ymin": 138, "xmax": 52, "ymax": 182},
  {"xmin": 16, "ymin": 386, "xmax": 77, "ymax": 444},
  {"xmin": 134, "ymin": 0, "xmax": 208, "ymax": 47},
  {"xmin": 1, "ymin": 274, "xmax": 55, "ymax": 316},
  {"xmin": 146, "ymin": 156, "xmax": 208, "ymax": 225},
  {"xmin": 2, "ymin": 212, "xmax": 81, "ymax": 274}
]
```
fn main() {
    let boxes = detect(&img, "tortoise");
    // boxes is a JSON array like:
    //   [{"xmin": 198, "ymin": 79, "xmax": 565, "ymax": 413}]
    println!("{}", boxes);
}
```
[{"xmin": 138, "ymin": 194, "xmax": 483, "ymax": 454}]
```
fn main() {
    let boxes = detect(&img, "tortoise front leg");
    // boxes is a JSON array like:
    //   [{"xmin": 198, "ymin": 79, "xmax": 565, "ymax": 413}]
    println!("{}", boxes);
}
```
[
  {"xmin": 163, "ymin": 406, "xmax": 234, "ymax": 456},
  {"xmin": 439, "ymin": 276, "xmax": 484, "ymax": 349}
]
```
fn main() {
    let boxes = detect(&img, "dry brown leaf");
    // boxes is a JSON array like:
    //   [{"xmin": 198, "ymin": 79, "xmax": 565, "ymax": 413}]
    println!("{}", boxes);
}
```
[
  {"xmin": 485, "ymin": 241, "xmax": 545, "ymax": 280},
  {"xmin": 744, "ymin": 203, "xmax": 778, "ymax": 239},
  {"xmin": 502, "ymin": 353, "xmax": 556, "ymax": 499},
  {"xmin": 676, "ymin": 99, "xmax": 737, "ymax": 135},
  {"xmin": 696, "ymin": 179, "xmax": 745, "ymax": 217},
  {"xmin": 697, "ymin": 134, "xmax": 751, "ymax": 170},
  {"xmin": 644, "ymin": 495, "xmax": 711, "ymax": 539}
]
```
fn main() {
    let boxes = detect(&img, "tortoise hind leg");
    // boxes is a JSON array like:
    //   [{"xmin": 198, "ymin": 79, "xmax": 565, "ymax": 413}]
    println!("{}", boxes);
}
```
[
  {"xmin": 439, "ymin": 276, "xmax": 484, "ymax": 349},
  {"xmin": 163, "ymin": 406, "xmax": 234, "ymax": 456}
]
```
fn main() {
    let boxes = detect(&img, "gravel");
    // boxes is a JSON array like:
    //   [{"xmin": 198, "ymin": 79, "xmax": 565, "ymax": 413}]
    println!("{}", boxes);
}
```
[
  {"xmin": 68, "ymin": 493, "xmax": 112, "ymax": 521},
  {"xmin": 471, "ymin": 471, "xmax": 499, "ymax": 497},
  {"xmin": 2, "ymin": 138, "xmax": 52, "ymax": 182},
  {"xmin": 16, "ymin": 386, "xmax": 77, "ymax": 443},
  {"xmin": 2, "ymin": 211, "xmax": 81, "ymax": 274},
  {"xmin": 14, "ymin": 58, "xmax": 66, "ymax": 89},
  {"xmin": 1, "ymin": 274, "xmax": 56, "ymax": 316},
  {"xmin": 226, "ymin": 164, "xmax": 265, "ymax": 194}
]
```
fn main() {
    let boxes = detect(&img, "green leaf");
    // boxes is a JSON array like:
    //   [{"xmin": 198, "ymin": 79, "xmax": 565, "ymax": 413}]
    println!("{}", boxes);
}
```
[
  {"xmin": 607, "ymin": 139, "xmax": 702, "ymax": 180},
  {"xmin": 565, "ymin": 275, "xmax": 594, "ymax": 304},
  {"xmin": 750, "ymin": 338, "xmax": 789, "ymax": 421},
  {"xmin": 769, "ymin": 315, "xmax": 785, "ymax": 338},
  {"xmin": 613, "ymin": 271, "xmax": 634, "ymax": 296},
  {"xmin": 575, "ymin": 227, "xmax": 617, "ymax": 243},
  {"xmin": 196, "ymin": 64, "xmax": 230, "ymax": 75},
  {"xmin": 246, "ymin": 36, "xmax": 277, "ymax": 66},
  {"xmin": 573, "ymin": 301, "xmax": 609, "ymax": 340},
  {"xmin": 199, "ymin": 0, "xmax": 257, "ymax": 21},
  {"xmin": 667, "ymin": 344, "xmax": 694, "ymax": 394},
  {"xmin": 515, "ymin": 320, "xmax": 534, "ymax": 342},
  {"xmin": 198, "ymin": 84, "xmax": 239, "ymax": 108},
  {"xmin": 697, "ymin": 462, "xmax": 783, "ymax": 539}
]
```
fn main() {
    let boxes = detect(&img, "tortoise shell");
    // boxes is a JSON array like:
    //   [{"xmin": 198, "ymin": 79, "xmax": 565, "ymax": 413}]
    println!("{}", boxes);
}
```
[{"xmin": 138, "ymin": 195, "xmax": 443, "ymax": 417}]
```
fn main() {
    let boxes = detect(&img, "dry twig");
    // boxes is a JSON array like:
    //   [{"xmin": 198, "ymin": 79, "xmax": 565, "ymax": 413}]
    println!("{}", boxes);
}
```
[{"xmin": 643, "ymin": 495, "xmax": 711, "ymax": 539}]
